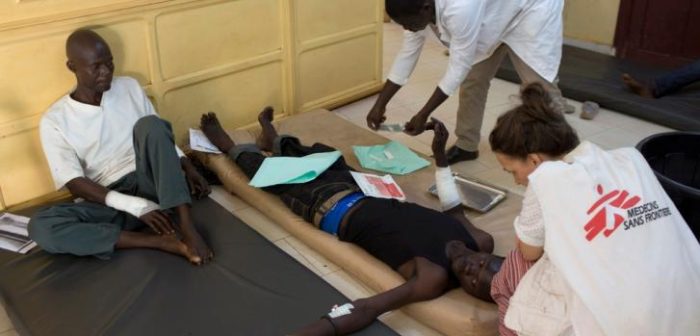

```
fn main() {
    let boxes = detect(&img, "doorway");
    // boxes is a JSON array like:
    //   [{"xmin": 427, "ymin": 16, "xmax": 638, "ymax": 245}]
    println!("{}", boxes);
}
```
[{"xmin": 615, "ymin": 0, "xmax": 700, "ymax": 67}]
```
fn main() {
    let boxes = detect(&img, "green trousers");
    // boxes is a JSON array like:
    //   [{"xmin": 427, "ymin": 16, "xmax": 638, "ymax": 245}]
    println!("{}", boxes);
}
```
[{"xmin": 28, "ymin": 116, "xmax": 191, "ymax": 258}]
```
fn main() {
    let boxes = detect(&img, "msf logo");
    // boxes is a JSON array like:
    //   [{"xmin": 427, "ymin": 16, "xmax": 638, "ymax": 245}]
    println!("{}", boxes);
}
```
[{"xmin": 584, "ymin": 184, "xmax": 641, "ymax": 241}]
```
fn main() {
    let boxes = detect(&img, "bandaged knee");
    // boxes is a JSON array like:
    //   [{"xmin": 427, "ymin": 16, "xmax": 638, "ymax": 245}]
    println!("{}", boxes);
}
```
[
  {"xmin": 435, "ymin": 167, "xmax": 461, "ymax": 210},
  {"xmin": 105, "ymin": 191, "xmax": 160, "ymax": 218}
]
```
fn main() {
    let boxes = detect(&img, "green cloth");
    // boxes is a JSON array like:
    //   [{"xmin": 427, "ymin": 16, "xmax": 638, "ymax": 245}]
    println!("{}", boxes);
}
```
[
  {"xmin": 352, "ymin": 141, "xmax": 430, "ymax": 175},
  {"xmin": 249, "ymin": 151, "xmax": 342, "ymax": 187}
]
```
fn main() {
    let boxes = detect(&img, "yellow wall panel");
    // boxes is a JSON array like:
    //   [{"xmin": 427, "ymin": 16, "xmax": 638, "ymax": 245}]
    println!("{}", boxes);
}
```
[
  {"xmin": 0, "ymin": 0, "xmax": 140, "ymax": 26},
  {"xmin": 0, "ymin": 32, "xmax": 73, "ymax": 124},
  {"xmin": 563, "ymin": 0, "xmax": 620, "ymax": 46},
  {"xmin": 0, "ymin": 129, "xmax": 55, "ymax": 206},
  {"xmin": 298, "ymin": 34, "xmax": 377, "ymax": 107},
  {"xmin": 295, "ymin": 0, "xmax": 377, "ymax": 41},
  {"xmin": 155, "ymin": 0, "xmax": 281, "ymax": 79},
  {"xmin": 161, "ymin": 62, "xmax": 285, "ymax": 143}
]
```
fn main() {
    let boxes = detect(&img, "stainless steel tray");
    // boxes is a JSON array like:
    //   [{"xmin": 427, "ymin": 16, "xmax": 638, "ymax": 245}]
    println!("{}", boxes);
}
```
[{"xmin": 428, "ymin": 174, "xmax": 507, "ymax": 212}]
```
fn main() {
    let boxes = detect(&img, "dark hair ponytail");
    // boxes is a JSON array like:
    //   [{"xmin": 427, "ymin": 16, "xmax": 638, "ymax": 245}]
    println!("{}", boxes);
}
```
[{"xmin": 489, "ymin": 83, "xmax": 579, "ymax": 159}]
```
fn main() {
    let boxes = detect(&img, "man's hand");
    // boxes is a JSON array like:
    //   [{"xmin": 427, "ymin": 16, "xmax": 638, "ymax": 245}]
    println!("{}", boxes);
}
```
[
  {"xmin": 366, "ymin": 104, "xmax": 387, "ymax": 130},
  {"xmin": 181, "ymin": 157, "xmax": 211, "ymax": 199},
  {"xmin": 403, "ymin": 113, "xmax": 429, "ymax": 136},
  {"xmin": 185, "ymin": 169, "xmax": 211, "ymax": 199},
  {"xmin": 427, "ymin": 118, "xmax": 449, "ymax": 167},
  {"xmin": 139, "ymin": 209, "xmax": 176, "ymax": 235}
]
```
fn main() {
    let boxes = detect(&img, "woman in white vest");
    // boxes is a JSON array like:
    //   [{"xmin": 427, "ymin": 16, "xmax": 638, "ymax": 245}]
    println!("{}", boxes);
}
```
[{"xmin": 487, "ymin": 83, "xmax": 700, "ymax": 335}]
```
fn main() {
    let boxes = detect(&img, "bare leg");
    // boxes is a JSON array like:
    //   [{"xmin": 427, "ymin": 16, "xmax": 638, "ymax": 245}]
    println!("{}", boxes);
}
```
[
  {"xmin": 256, "ymin": 106, "xmax": 277, "ymax": 152},
  {"xmin": 200, "ymin": 112, "xmax": 236, "ymax": 153},
  {"xmin": 176, "ymin": 204, "xmax": 213, "ymax": 265},
  {"xmin": 622, "ymin": 74, "xmax": 655, "ymax": 98},
  {"xmin": 115, "ymin": 230, "xmax": 201, "ymax": 262},
  {"xmin": 291, "ymin": 257, "xmax": 448, "ymax": 336}
]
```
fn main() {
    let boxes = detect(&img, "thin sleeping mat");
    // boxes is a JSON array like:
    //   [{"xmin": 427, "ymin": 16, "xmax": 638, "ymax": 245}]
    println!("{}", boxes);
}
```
[
  {"xmin": 0, "ymin": 198, "xmax": 396, "ymax": 336},
  {"xmin": 496, "ymin": 45, "xmax": 700, "ymax": 131}
]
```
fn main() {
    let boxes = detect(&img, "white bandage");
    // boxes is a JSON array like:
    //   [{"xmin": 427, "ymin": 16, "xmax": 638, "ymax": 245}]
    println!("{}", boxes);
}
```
[
  {"xmin": 435, "ymin": 167, "xmax": 461, "ymax": 210},
  {"xmin": 328, "ymin": 303, "xmax": 355, "ymax": 319},
  {"xmin": 105, "ymin": 191, "xmax": 160, "ymax": 218}
]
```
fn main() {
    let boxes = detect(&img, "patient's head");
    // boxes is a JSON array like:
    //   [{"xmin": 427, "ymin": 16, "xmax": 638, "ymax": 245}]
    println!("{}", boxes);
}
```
[
  {"xmin": 446, "ymin": 241, "xmax": 502, "ymax": 302},
  {"xmin": 385, "ymin": 0, "xmax": 435, "ymax": 32},
  {"xmin": 66, "ymin": 29, "xmax": 114, "ymax": 95},
  {"xmin": 489, "ymin": 83, "xmax": 579, "ymax": 186}
]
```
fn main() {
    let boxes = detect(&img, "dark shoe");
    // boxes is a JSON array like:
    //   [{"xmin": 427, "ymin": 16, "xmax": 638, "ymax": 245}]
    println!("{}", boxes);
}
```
[{"xmin": 446, "ymin": 145, "xmax": 478, "ymax": 164}]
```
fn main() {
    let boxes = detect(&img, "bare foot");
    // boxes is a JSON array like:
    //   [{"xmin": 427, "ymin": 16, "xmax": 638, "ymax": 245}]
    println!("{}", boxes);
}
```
[
  {"xmin": 256, "ymin": 106, "xmax": 278, "ymax": 152},
  {"xmin": 158, "ymin": 234, "xmax": 203, "ymax": 265},
  {"xmin": 622, "ymin": 74, "xmax": 655, "ymax": 98},
  {"xmin": 200, "ymin": 112, "xmax": 235, "ymax": 153},
  {"xmin": 180, "ymin": 226, "xmax": 214, "ymax": 264}
]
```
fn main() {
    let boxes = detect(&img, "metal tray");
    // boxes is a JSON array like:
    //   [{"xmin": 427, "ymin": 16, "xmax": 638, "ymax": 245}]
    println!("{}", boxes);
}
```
[{"xmin": 428, "ymin": 174, "xmax": 507, "ymax": 213}]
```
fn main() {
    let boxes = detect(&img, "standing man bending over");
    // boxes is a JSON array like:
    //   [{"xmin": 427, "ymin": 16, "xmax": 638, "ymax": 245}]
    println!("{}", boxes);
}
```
[
  {"xmin": 368, "ymin": 0, "xmax": 567, "ymax": 164},
  {"xmin": 29, "ymin": 29, "xmax": 213, "ymax": 265}
]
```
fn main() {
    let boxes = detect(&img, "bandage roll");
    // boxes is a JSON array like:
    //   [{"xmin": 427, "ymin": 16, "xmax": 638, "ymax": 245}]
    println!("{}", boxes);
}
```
[
  {"xmin": 435, "ymin": 167, "xmax": 461, "ymax": 210},
  {"xmin": 105, "ymin": 191, "xmax": 160, "ymax": 218}
]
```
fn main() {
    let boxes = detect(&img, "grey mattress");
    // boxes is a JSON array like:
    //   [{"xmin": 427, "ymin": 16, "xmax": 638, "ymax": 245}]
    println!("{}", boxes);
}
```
[{"xmin": 0, "ymin": 198, "xmax": 396, "ymax": 336}]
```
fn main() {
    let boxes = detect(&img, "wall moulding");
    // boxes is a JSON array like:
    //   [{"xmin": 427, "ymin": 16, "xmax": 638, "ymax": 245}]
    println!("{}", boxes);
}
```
[{"xmin": 1, "ymin": 0, "xmax": 180, "ymax": 31}]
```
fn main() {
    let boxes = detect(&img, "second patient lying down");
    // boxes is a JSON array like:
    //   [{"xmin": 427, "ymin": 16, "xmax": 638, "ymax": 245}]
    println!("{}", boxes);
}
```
[{"xmin": 199, "ymin": 108, "xmax": 502, "ymax": 335}]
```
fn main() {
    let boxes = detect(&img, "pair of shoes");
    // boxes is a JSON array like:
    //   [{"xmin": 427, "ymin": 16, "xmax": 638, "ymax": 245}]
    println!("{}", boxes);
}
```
[{"xmin": 446, "ymin": 145, "xmax": 478, "ymax": 165}]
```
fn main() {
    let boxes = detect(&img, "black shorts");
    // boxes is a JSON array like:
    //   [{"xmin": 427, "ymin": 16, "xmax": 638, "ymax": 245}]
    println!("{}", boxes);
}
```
[{"xmin": 340, "ymin": 198, "xmax": 478, "ymax": 285}]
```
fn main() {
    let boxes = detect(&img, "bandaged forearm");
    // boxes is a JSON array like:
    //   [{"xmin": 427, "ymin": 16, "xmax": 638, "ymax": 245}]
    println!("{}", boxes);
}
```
[
  {"xmin": 435, "ymin": 166, "xmax": 461, "ymax": 210},
  {"xmin": 105, "ymin": 191, "xmax": 160, "ymax": 218}
]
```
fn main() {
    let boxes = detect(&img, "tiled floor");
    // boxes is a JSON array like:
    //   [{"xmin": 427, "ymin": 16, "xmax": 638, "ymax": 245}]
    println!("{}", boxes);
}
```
[{"xmin": 0, "ymin": 22, "xmax": 675, "ymax": 336}]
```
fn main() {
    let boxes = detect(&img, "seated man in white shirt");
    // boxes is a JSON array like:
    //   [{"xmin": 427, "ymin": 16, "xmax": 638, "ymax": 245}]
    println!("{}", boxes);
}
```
[
  {"xmin": 28, "ymin": 29, "xmax": 213, "ymax": 265},
  {"xmin": 367, "ymin": 0, "xmax": 568, "ymax": 164}
]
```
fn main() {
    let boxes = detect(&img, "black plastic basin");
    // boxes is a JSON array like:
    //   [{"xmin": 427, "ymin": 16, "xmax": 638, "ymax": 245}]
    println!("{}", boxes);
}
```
[{"xmin": 637, "ymin": 132, "xmax": 700, "ymax": 239}]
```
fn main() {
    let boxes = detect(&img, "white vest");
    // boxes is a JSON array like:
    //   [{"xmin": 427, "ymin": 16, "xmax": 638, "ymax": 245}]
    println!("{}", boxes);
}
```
[{"xmin": 509, "ymin": 142, "xmax": 700, "ymax": 335}]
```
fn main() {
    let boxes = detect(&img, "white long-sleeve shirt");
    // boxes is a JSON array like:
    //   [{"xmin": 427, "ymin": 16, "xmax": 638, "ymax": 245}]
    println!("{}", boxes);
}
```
[{"xmin": 388, "ymin": 0, "xmax": 564, "ymax": 95}]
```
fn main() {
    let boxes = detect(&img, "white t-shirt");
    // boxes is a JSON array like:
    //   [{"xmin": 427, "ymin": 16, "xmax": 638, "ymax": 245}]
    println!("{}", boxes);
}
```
[
  {"xmin": 506, "ymin": 141, "xmax": 700, "ymax": 335},
  {"xmin": 388, "ymin": 0, "xmax": 564, "ymax": 95},
  {"xmin": 40, "ymin": 76, "xmax": 183, "ymax": 190}
]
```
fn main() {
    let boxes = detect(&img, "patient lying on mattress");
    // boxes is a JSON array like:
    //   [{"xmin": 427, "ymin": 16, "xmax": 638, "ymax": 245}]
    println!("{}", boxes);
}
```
[{"xmin": 200, "ymin": 108, "xmax": 504, "ymax": 335}]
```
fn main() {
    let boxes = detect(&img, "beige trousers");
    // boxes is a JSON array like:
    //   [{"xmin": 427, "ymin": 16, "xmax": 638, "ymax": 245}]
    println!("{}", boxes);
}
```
[{"xmin": 455, "ymin": 44, "xmax": 565, "ymax": 151}]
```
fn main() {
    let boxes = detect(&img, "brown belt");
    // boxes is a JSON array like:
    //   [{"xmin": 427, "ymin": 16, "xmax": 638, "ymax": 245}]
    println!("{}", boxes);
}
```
[{"xmin": 312, "ymin": 189, "xmax": 356, "ymax": 228}]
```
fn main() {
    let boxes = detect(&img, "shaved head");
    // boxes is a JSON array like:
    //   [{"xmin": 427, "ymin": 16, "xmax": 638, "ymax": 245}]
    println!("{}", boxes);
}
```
[
  {"xmin": 65, "ymin": 29, "xmax": 114, "ymax": 103},
  {"xmin": 385, "ymin": 0, "xmax": 435, "ymax": 32},
  {"xmin": 66, "ymin": 29, "xmax": 109, "ymax": 61}
]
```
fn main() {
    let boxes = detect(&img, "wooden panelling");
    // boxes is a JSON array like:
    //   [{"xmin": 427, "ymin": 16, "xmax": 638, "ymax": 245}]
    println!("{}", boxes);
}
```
[
  {"xmin": 298, "ymin": 34, "xmax": 378, "ymax": 108},
  {"xmin": 295, "ymin": 0, "xmax": 377, "ymax": 41},
  {"xmin": 161, "ymin": 62, "xmax": 285, "ymax": 143},
  {"xmin": 154, "ymin": 0, "xmax": 281, "ymax": 80}
]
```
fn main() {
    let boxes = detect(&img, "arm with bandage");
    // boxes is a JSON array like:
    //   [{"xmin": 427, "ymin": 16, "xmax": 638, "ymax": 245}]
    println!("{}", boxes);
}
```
[{"xmin": 429, "ymin": 118, "xmax": 494, "ymax": 253}]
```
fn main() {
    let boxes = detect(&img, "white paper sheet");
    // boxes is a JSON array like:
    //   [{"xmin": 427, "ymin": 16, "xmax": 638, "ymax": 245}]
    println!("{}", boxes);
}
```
[
  {"xmin": 0, "ymin": 213, "xmax": 36, "ymax": 254},
  {"xmin": 189, "ymin": 129, "xmax": 222, "ymax": 154},
  {"xmin": 350, "ymin": 171, "xmax": 406, "ymax": 201}
]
